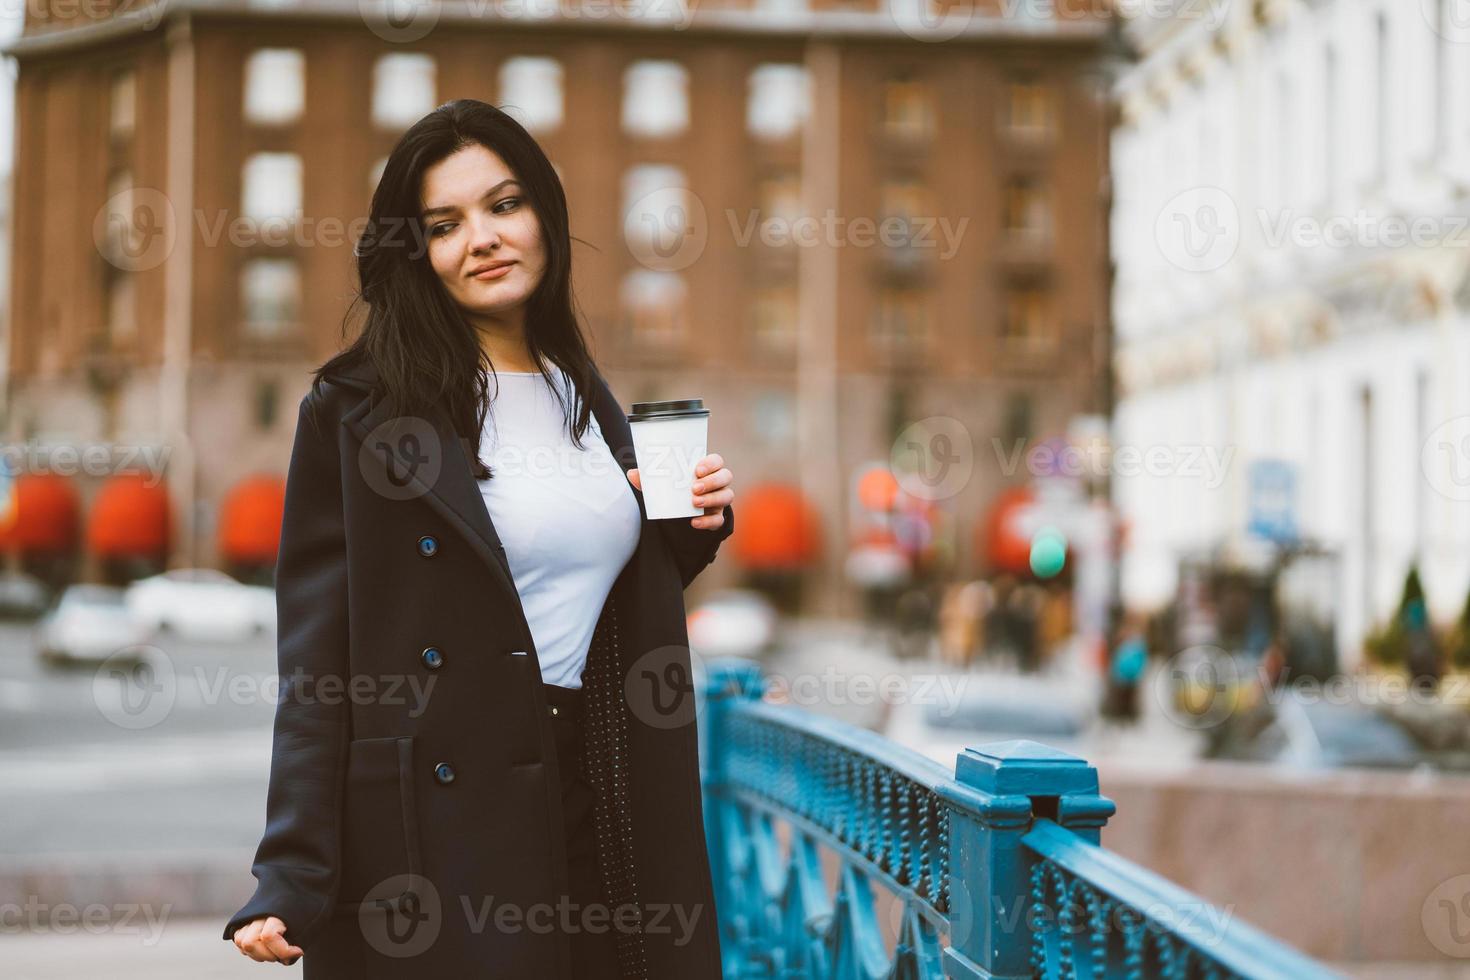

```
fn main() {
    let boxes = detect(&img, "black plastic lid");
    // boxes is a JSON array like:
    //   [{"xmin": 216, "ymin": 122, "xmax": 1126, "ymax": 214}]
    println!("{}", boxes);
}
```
[{"xmin": 628, "ymin": 398, "xmax": 708, "ymax": 423}]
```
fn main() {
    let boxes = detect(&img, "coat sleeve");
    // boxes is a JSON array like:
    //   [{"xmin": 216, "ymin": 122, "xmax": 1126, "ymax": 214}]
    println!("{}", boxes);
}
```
[
  {"xmin": 222, "ymin": 388, "xmax": 351, "ymax": 950},
  {"xmin": 659, "ymin": 502, "xmax": 735, "ymax": 590}
]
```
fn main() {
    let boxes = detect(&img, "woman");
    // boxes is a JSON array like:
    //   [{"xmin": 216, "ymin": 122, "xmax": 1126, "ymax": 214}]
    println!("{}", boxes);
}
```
[{"xmin": 223, "ymin": 99, "xmax": 735, "ymax": 978}]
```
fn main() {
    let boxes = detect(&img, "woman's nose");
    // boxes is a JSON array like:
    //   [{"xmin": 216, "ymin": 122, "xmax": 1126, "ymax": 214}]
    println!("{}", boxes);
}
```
[{"xmin": 467, "ymin": 217, "xmax": 502, "ymax": 253}]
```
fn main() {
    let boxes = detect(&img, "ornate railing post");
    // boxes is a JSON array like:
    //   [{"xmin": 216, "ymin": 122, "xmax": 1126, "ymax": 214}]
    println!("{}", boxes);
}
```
[
  {"xmin": 938, "ymin": 741, "xmax": 1116, "ymax": 980},
  {"xmin": 700, "ymin": 657, "xmax": 765, "ymax": 788},
  {"xmin": 699, "ymin": 658, "xmax": 766, "ymax": 978}
]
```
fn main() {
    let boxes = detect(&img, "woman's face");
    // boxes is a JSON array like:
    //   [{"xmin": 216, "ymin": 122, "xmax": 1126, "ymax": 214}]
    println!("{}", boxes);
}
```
[{"xmin": 419, "ymin": 143, "xmax": 546, "ymax": 322}]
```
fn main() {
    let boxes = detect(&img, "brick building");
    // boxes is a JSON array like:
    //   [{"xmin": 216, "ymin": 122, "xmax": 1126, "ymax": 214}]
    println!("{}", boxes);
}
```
[{"xmin": 2, "ymin": 0, "xmax": 1116, "ymax": 610}]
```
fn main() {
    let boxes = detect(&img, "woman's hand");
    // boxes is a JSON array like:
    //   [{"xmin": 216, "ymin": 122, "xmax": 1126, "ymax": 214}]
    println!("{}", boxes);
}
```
[
  {"xmin": 233, "ymin": 916, "xmax": 302, "ymax": 965},
  {"xmin": 627, "ymin": 452, "xmax": 735, "ymax": 530}
]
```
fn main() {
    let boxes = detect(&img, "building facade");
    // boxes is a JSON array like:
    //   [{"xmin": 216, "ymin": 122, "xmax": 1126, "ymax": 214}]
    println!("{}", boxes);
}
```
[
  {"xmin": 4, "ymin": 0, "xmax": 1115, "ymax": 610},
  {"xmin": 1111, "ymin": 0, "xmax": 1470, "ymax": 663}
]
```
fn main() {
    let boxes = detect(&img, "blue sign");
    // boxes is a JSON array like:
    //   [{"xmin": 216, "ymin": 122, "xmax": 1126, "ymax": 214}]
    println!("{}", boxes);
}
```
[{"xmin": 1247, "ymin": 459, "xmax": 1297, "ymax": 543}]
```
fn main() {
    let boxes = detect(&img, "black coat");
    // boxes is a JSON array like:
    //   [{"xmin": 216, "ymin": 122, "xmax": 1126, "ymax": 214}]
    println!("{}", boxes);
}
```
[{"xmin": 222, "ymin": 356, "xmax": 733, "ymax": 979}]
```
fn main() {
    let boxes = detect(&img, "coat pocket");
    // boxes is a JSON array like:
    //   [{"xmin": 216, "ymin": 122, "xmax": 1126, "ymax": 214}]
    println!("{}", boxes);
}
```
[{"xmin": 333, "ymin": 735, "xmax": 422, "ymax": 915}]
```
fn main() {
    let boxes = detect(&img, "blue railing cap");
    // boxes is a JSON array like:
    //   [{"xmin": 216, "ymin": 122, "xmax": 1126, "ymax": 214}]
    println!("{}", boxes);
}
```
[
  {"xmin": 956, "ymin": 739, "xmax": 1102, "ymax": 797},
  {"xmin": 704, "ymin": 657, "xmax": 768, "ymax": 700}
]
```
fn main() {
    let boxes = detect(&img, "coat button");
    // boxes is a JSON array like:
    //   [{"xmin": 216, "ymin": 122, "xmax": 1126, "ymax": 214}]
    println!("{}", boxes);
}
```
[
  {"xmin": 421, "ymin": 646, "xmax": 444, "ymax": 670},
  {"xmin": 417, "ymin": 535, "xmax": 439, "ymax": 557},
  {"xmin": 433, "ymin": 762, "xmax": 455, "ymax": 784}
]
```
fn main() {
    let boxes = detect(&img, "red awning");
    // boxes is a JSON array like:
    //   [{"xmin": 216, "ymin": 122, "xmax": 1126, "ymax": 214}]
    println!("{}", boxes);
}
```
[
  {"xmin": 978, "ymin": 485, "xmax": 1037, "ymax": 575},
  {"xmin": 730, "ymin": 482, "xmax": 821, "ymax": 570},
  {"xmin": 218, "ymin": 475, "xmax": 286, "ymax": 564},
  {"xmin": 0, "ymin": 473, "xmax": 80, "ymax": 553},
  {"xmin": 87, "ymin": 474, "xmax": 170, "ymax": 557},
  {"xmin": 856, "ymin": 467, "xmax": 900, "ymax": 513}
]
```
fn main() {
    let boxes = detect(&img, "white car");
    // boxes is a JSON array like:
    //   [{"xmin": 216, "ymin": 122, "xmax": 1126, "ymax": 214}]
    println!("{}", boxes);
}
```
[
  {"xmin": 881, "ymin": 672, "xmax": 1095, "ymax": 770},
  {"xmin": 686, "ymin": 589, "xmax": 778, "ymax": 660},
  {"xmin": 36, "ymin": 584, "xmax": 155, "ymax": 665},
  {"xmin": 125, "ymin": 568, "xmax": 275, "ymax": 642}
]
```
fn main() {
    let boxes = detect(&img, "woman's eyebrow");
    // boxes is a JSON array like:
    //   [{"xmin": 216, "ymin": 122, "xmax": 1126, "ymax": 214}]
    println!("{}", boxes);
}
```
[{"xmin": 420, "ymin": 179, "xmax": 521, "ymax": 221}]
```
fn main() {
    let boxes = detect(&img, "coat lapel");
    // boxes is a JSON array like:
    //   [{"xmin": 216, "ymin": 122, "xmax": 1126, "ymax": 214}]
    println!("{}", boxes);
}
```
[{"xmin": 327, "ymin": 357, "xmax": 644, "ymax": 612}]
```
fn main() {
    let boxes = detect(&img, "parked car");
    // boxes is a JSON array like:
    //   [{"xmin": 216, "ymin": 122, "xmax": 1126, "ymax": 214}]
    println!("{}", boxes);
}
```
[
  {"xmin": 686, "ymin": 588, "xmax": 778, "ymax": 659},
  {"xmin": 1208, "ymin": 690, "xmax": 1431, "ymax": 772},
  {"xmin": 36, "ymin": 584, "xmax": 154, "ymax": 665},
  {"xmin": 0, "ymin": 571, "xmax": 50, "ymax": 620},
  {"xmin": 882, "ymin": 672, "xmax": 1094, "ymax": 769},
  {"xmin": 125, "ymin": 568, "xmax": 275, "ymax": 641}
]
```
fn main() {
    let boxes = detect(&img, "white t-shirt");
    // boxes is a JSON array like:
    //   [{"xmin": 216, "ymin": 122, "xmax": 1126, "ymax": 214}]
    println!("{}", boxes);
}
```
[{"xmin": 475, "ymin": 365, "xmax": 642, "ymax": 689}]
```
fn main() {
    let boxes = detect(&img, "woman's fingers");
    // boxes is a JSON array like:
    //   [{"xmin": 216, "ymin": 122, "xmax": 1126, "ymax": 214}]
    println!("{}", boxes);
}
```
[
  {"xmin": 236, "ymin": 916, "xmax": 300, "ymax": 963},
  {"xmin": 693, "ymin": 487, "xmax": 734, "ymax": 510},
  {"xmin": 691, "ymin": 467, "xmax": 731, "ymax": 495}
]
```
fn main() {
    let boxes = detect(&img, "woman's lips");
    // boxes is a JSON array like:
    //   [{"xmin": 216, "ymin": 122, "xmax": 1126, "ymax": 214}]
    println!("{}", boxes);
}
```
[{"xmin": 472, "ymin": 263, "xmax": 514, "ymax": 280}]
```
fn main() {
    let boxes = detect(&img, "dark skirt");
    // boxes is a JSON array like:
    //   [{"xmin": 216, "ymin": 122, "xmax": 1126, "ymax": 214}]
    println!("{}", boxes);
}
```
[{"xmin": 543, "ymin": 681, "xmax": 623, "ymax": 980}]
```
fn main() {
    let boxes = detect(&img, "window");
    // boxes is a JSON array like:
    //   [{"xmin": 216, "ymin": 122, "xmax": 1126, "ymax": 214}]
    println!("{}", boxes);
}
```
[
  {"xmin": 751, "ymin": 285, "xmax": 797, "ymax": 351},
  {"xmin": 1374, "ymin": 11, "xmax": 1388, "ymax": 184},
  {"xmin": 240, "ymin": 257, "xmax": 302, "ymax": 340},
  {"xmin": 623, "ymin": 61, "xmax": 688, "ymax": 139},
  {"xmin": 750, "ymin": 391, "xmax": 796, "ymax": 447},
  {"xmin": 255, "ymin": 378, "xmax": 279, "ymax": 430},
  {"xmin": 1003, "ymin": 175, "xmax": 1050, "ymax": 244},
  {"xmin": 110, "ymin": 68, "xmax": 136, "ymax": 140},
  {"xmin": 373, "ymin": 53, "xmax": 436, "ymax": 130},
  {"xmin": 243, "ymin": 49, "xmax": 304, "ymax": 125},
  {"xmin": 757, "ymin": 172, "xmax": 802, "ymax": 246},
  {"xmin": 1275, "ymin": 70, "xmax": 1293, "ymax": 209},
  {"xmin": 1004, "ymin": 76, "xmax": 1056, "ymax": 141},
  {"xmin": 106, "ymin": 271, "xmax": 137, "ymax": 344},
  {"xmin": 747, "ymin": 64, "xmax": 809, "ymax": 141},
  {"xmin": 1323, "ymin": 43, "xmax": 1336, "ymax": 202},
  {"xmin": 499, "ymin": 57, "xmax": 564, "ymax": 134},
  {"xmin": 879, "ymin": 179, "xmax": 930, "ymax": 268},
  {"xmin": 883, "ymin": 77, "xmax": 934, "ymax": 141},
  {"xmin": 242, "ymin": 153, "xmax": 302, "ymax": 225},
  {"xmin": 621, "ymin": 164, "xmax": 693, "ymax": 269},
  {"xmin": 620, "ymin": 270, "xmax": 687, "ymax": 347},
  {"xmin": 871, "ymin": 287, "xmax": 929, "ymax": 352},
  {"xmin": 1002, "ymin": 285, "xmax": 1050, "ymax": 351},
  {"xmin": 1004, "ymin": 392, "xmax": 1032, "ymax": 445},
  {"xmin": 102, "ymin": 170, "xmax": 135, "ymax": 264}
]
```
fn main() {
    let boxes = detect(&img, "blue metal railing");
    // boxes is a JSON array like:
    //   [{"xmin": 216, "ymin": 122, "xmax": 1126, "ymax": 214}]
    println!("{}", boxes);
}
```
[{"xmin": 697, "ymin": 658, "xmax": 1341, "ymax": 980}]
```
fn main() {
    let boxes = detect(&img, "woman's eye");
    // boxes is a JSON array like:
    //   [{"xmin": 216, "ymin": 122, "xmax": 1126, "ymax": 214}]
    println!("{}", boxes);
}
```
[
  {"xmin": 430, "ymin": 223, "xmax": 455, "ymax": 237},
  {"xmin": 494, "ymin": 197, "xmax": 521, "ymax": 213}
]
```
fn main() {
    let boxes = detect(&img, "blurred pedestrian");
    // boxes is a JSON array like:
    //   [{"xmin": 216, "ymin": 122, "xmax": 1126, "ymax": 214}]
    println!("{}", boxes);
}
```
[{"xmin": 1102, "ymin": 605, "xmax": 1147, "ymax": 723}]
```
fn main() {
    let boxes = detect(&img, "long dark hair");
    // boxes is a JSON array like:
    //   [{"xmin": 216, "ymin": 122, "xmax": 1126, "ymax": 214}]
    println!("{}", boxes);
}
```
[{"xmin": 315, "ymin": 98, "xmax": 599, "ymax": 479}]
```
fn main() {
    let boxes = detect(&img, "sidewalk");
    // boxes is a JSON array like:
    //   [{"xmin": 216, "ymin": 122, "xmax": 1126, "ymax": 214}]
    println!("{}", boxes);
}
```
[{"xmin": 3, "ymin": 916, "xmax": 258, "ymax": 979}]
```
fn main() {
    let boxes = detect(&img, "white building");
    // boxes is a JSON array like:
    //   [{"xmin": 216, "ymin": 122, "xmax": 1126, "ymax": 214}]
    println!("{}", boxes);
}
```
[{"xmin": 1110, "ymin": 0, "xmax": 1470, "ymax": 665}]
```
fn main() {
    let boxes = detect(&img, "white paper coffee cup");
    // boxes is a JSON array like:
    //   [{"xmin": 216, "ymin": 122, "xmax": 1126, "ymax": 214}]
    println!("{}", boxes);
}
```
[{"xmin": 627, "ymin": 398, "xmax": 709, "ymax": 520}]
